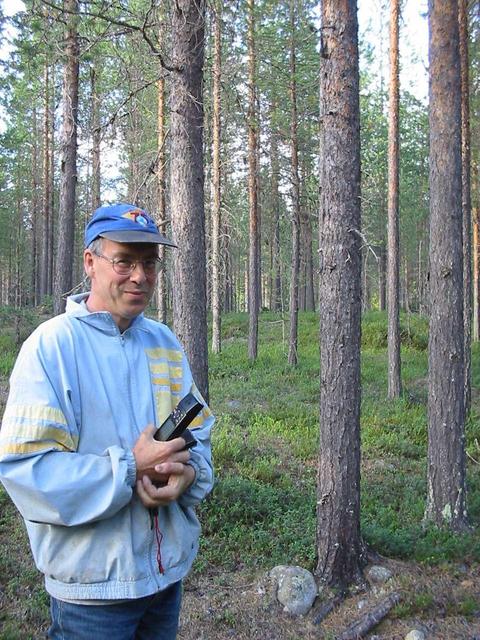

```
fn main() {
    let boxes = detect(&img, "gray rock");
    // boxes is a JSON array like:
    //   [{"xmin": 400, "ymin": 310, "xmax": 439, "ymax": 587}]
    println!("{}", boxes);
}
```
[
  {"xmin": 405, "ymin": 631, "xmax": 426, "ymax": 640},
  {"xmin": 227, "ymin": 400, "xmax": 241, "ymax": 409},
  {"xmin": 269, "ymin": 565, "xmax": 317, "ymax": 616},
  {"xmin": 366, "ymin": 565, "xmax": 393, "ymax": 584}
]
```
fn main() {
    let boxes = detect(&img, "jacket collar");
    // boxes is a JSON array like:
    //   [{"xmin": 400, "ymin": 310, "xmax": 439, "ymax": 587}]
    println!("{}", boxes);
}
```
[{"xmin": 66, "ymin": 293, "xmax": 149, "ymax": 335}]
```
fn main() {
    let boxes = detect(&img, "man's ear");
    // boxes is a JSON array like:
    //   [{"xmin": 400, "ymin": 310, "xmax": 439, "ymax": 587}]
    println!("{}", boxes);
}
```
[{"xmin": 84, "ymin": 250, "xmax": 95, "ymax": 276}]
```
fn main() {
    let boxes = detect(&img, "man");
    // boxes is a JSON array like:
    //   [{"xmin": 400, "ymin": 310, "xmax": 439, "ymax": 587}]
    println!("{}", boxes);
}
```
[{"xmin": 0, "ymin": 203, "xmax": 214, "ymax": 639}]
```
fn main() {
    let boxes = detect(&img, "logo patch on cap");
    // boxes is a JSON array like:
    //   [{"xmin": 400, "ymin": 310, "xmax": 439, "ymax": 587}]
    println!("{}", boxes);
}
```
[{"xmin": 122, "ymin": 209, "xmax": 150, "ymax": 227}]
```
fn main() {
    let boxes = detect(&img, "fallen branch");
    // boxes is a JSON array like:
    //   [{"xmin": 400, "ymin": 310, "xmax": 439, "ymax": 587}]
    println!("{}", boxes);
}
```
[
  {"xmin": 335, "ymin": 592, "xmax": 401, "ymax": 639},
  {"xmin": 313, "ymin": 592, "xmax": 345, "ymax": 625}
]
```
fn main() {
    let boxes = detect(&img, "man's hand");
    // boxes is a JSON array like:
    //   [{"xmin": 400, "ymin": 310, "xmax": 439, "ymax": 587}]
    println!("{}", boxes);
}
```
[
  {"xmin": 136, "ymin": 463, "xmax": 195, "ymax": 508},
  {"xmin": 132, "ymin": 424, "xmax": 190, "ymax": 483}
]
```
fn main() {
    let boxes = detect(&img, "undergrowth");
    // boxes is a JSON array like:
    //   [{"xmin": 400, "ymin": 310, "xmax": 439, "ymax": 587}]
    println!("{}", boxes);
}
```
[{"xmin": 200, "ymin": 310, "xmax": 480, "ymax": 572}]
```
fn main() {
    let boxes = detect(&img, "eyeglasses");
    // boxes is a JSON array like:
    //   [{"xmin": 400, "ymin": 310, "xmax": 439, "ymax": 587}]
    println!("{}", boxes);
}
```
[{"xmin": 93, "ymin": 252, "xmax": 162, "ymax": 276}]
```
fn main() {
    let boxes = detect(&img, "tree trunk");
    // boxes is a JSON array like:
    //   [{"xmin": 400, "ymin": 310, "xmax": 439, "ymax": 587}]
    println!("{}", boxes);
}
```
[
  {"xmin": 40, "ymin": 57, "xmax": 51, "ymax": 302},
  {"xmin": 48, "ymin": 68, "xmax": 55, "ymax": 297},
  {"xmin": 156, "ymin": 8, "xmax": 168, "ymax": 325},
  {"xmin": 156, "ymin": 66, "xmax": 168, "ymax": 324},
  {"xmin": 387, "ymin": 0, "xmax": 401, "ymax": 398},
  {"xmin": 425, "ymin": 0, "xmax": 468, "ymax": 531},
  {"xmin": 91, "ymin": 65, "xmax": 101, "ymax": 211},
  {"xmin": 459, "ymin": 0, "xmax": 471, "ymax": 415},
  {"xmin": 473, "ymin": 211, "xmax": 479, "ymax": 341},
  {"xmin": 211, "ymin": 2, "xmax": 222, "ymax": 354},
  {"xmin": 316, "ymin": 0, "xmax": 365, "ymax": 589},
  {"xmin": 288, "ymin": 0, "xmax": 300, "ymax": 367},
  {"xmin": 53, "ymin": 0, "xmax": 79, "ymax": 316},
  {"xmin": 270, "ymin": 104, "xmax": 282, "ymax": 312},
  {"xmin": 170, "ymin": 0, "xmax": 209, "ymax": 401},
  {"xmin": 303, "ymin": 202, "xmax": 315, "ymax": 311},
  {"xmin": 31, "ymin": 107, "xmax": 40, "ymax": 306},
  {"xmin": 247, "ymin": 0, "xmax": 260, "ymax": 360},
  {"xmin": 378, "ymin": 243, "xmax": 386, "ymax": 311}
]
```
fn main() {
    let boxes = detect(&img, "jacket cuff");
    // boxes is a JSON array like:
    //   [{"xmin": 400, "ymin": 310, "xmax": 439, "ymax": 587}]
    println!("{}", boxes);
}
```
[{"xmin": 125, "ymin": 450, "xmax": 137, "ymax": 487}]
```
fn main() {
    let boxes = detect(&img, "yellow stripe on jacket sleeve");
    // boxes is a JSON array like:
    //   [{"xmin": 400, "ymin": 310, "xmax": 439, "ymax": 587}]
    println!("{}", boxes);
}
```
[
  {"xmin": 145, "ymin": 348, "xmax": 183, "ymax": 362},
  {"xmin": 0, "ymin": 405, "xmax": 78, "ymax": 457},
  {"xmin": 3, "ymin": 404, "xmax": 68, "ymax": 426}
]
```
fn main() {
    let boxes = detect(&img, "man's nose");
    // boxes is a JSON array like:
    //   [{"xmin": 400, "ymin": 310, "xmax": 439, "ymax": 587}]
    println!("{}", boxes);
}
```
[{"xmin": 129, "ymin": 262, "xmax": 147, "ymax": 282}]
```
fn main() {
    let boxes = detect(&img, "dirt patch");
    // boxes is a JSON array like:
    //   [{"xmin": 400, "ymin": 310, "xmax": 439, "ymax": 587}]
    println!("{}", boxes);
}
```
[{"xmin": 179, "ymin": 560, "xmax": 480, "ymax": 640}]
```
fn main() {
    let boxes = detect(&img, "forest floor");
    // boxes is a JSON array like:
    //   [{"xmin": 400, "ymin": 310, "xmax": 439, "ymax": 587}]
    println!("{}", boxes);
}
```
[{"xmin": 1, "ymin": 311, "xmax": 480, "ymax": 639}]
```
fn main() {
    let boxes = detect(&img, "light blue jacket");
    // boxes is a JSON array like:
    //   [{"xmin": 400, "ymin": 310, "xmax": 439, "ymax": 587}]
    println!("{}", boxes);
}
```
[{"xmin": 0, "ymin": 293, "xmax": 214, "ymax": 601}]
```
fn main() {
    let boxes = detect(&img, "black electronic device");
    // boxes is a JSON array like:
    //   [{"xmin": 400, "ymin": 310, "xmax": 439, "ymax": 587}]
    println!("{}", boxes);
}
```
[{"xmin": 153, "ymin": 392, "xmax": 203, "ymax": 450}]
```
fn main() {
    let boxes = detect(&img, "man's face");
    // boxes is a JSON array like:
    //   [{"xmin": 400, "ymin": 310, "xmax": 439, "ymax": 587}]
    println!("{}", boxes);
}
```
[{"xmin": 84, "ymin": 238, "xmax": 158, "ymax": 331}]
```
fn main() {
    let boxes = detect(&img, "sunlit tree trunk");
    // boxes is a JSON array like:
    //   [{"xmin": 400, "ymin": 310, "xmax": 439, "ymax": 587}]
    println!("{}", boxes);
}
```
[
  {"xmin": 459, "ymin": 0, "xmax": 471, "ymax": 414},
  {"xmin": 474, "ymin": 211, "xmax": 480, "ymax": 341},
  {"xmin": 247, "ymin": 0, "xmax": 260, "ymax": 360},
  {"xmin": 170, "ymin": 0, "xmax": 209, "ymax": 400},
  {"xmin": 91, "ymin": 65, "xmax": 101, "ymax": 211},
  {"xmin": 316, "ymin": 0, "xmax": 365, "ymax": 589},
  {"xmin": 31, "ymin": 107, "xmax": 40, "ymax": 306},
  {"xmin": 288, "ymin": 0, "xmax": 300, "ymax": 366},
  {"xmin": 269, "ymin": 104, "xmax": 282, "ymax": 312},
  {"xmin": 53, "ymin": 0, "xmax": 79, "ymax": 315},
  {"xmin": 40, "ymin": 56, "xmax": 51, "ymax": 302},
  {"xmin": 425, "ymin": 0, "xmax": 468, "ymax": 531},
  {"xmin": 387, "ymin": 0, "xmax": 401, "ymax": 398},
  {"xmin": 211, "ymin": 2, "xmax": 222, "ymax": 354},
  {"xmin": 156, "ymin": 66, "xmax": 167, "ymax": 324}
]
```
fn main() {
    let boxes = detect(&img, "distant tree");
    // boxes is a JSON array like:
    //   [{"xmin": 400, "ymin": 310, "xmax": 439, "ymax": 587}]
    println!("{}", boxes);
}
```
[
  {"xmin": 170, "ymin": 0, "xmax": 209, "ymax": 401},
  {"xmin": 316, "ymin": 0, "xmax": 365, "ymax": 588},
  {"xmin": 156, "ymin": 7, "xmax": 168, "ymax": 324},
  {"xmin": 387, "ymin": 0, "xmax": 401, "ymax": 398},
  {"xmin": 90, "ymin": 65, "xmax": 101, "ymax": 211},
  {"xmin": 247, "ymin": 0, "xmax": 260, "ymax": 360},
  {"xmin": 288, "ymin": 0, "xmax": 300, "ymax": 366},
  {"xmin": 425, "ymin": 0, "xmax": 468, "ymax": 531},
  {"xmin": 211, "ymin": 1, "xmax": 222, "ymax": 354},
  {"xmin": 53, "ymin": 0, "xmax": 79, "ymax": 315}
]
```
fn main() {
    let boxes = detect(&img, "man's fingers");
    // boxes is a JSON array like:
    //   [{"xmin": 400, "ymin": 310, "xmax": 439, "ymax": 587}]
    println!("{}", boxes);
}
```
[{"xmin": 154, "ymin": 461, "xmax": 187, "ymax": 475}]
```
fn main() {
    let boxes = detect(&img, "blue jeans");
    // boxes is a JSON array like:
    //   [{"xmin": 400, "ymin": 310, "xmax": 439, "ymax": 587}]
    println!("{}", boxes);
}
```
[{"xmin": 48, "ymin": 581, "xmax": 182, "ymax": 640}]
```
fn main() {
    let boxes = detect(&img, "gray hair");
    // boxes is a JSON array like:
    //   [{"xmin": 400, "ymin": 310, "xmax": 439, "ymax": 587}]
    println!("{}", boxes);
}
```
[{"xmin": 87, "ymin": 237, "xmax": 104, "ymax": 254}]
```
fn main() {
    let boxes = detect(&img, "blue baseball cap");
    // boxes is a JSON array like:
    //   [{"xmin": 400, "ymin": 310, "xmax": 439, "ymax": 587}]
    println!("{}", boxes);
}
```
[{"xmin": 84, "ymin": 203, "xmax": 177, "ymax": 248}]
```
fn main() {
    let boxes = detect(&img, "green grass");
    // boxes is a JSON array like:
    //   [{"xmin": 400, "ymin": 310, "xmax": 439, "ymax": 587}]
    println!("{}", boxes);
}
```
[{"xmin": 199, "ymin": 309, "xmax": 480, "ymax": 572}]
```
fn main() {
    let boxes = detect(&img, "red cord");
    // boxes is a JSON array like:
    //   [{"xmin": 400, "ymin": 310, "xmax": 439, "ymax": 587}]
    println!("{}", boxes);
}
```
[{"xmin": 152, "ymin": 512, "xmax": 165, "ymax": 574}]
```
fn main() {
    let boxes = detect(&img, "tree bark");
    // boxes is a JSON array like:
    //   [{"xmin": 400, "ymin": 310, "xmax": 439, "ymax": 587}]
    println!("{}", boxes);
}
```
[
  {"xmin": 40, "ymin": 56, "xmax": 51, "ymax": 302},
  {"xmin": 91, "ymin": 65, "xmax": 101, "ymax": 211},
  {"xmin": 387, "ymin": 0, "xmax": 401, "ymax": 398},
  {"xmin": 425, "ymin": 0, "xmax": 468, "ymax": 531},
  {"xmin": 270, "ymin": 104, "xmax": 282, "ymax": 312},
  {"xmin": 316, "ymin": 0, "xmax": 365, "ymax": 589},
  {"xmin": 473, "ymin": 210, "xmax": 479, "ymax": 341},
  {"xmin": 459, "ymin": 0, "xmax": 471, "ymax": 415},
  {"xmin": 53, "ymin": 0, "xmax": 79, "ymax": 315},
  {"xmin": 247, "ymin": 0, "xmax": 260, "ymax": 360},
  {"xmin": 288, "ymin": 0, "xmax": 300, "ymax": 367},
  {"xmin": 211, "ymin": 2, "xmax": 222, "ymax": 354},
  {"xmin": 156, "ymin": 8, "xmax": 168, "ymax": 325},
  {"xmin": 170, "ymin": 0, "xmax": 209, "ymax": 401},
  {"xmin": 31, "ymin": 107, "xmax": 40, "ymax": 306}
]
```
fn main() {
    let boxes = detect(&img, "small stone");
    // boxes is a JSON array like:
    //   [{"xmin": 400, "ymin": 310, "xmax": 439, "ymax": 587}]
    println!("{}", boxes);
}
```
[
  {"xmin": 405, "ymin": 631, "xmax": 426, "ymax": 640},
  {"xmin": 227, "ymin": 400, "xmax": 241, "ymax": 409},
  {"xmin": 357, "ymin": 599, "xmax": 368, "ymax": 610},
  {"xmin": 366, "ymin": 565, "xmax": 393, "ymax": 584}
]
